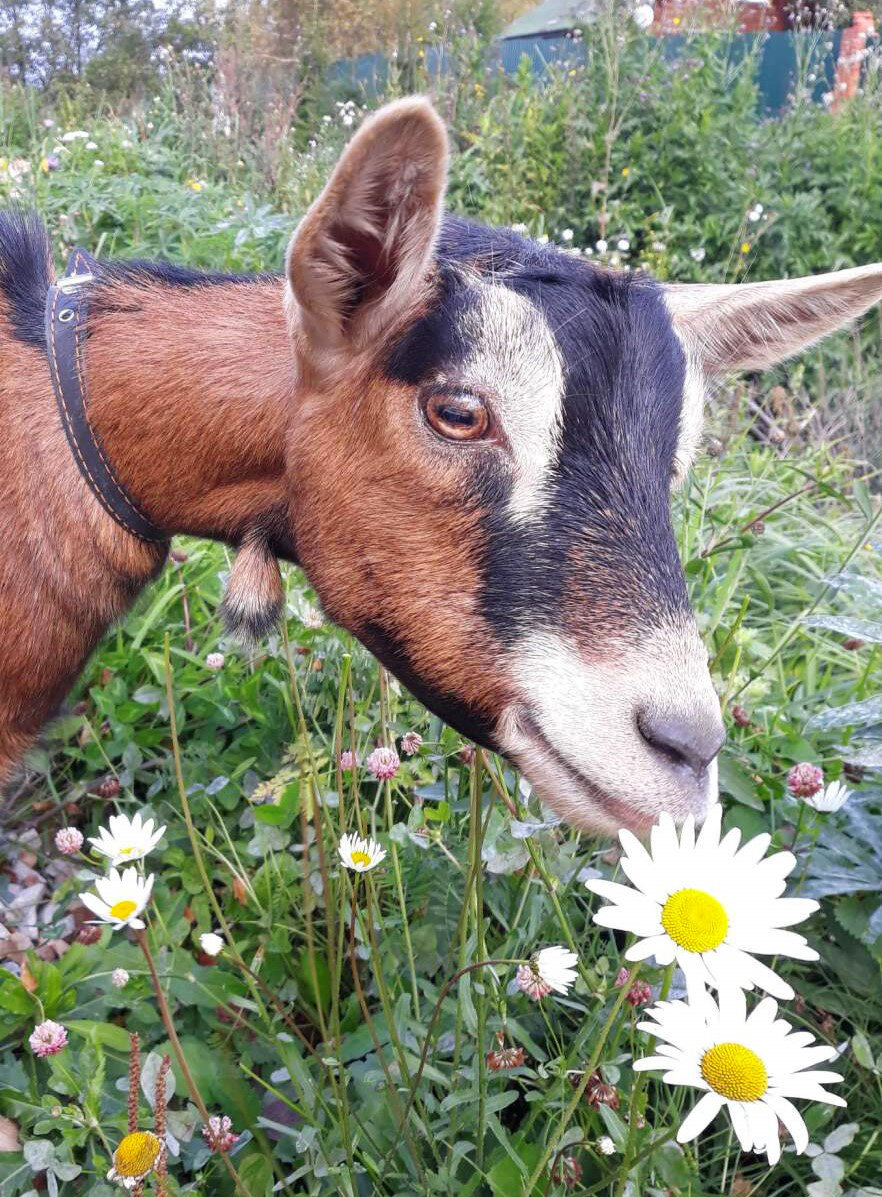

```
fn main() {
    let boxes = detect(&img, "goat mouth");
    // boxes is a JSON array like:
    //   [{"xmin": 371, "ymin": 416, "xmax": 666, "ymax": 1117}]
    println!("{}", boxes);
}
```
[{"xmin": 514, "ymin": 709, "xmax": 652, "ymax": 833}]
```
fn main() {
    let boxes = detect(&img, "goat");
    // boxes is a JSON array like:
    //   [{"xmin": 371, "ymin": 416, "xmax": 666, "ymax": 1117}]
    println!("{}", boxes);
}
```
[{"xmin": 2, "ymin": 97, "xmax": 881, "ymax": 833}]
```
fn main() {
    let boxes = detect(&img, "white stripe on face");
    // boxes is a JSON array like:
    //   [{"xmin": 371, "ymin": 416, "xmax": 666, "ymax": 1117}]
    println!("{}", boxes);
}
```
[{"xmin": 458, "ymin": 281, "xmax": 564, "ymax": 519}]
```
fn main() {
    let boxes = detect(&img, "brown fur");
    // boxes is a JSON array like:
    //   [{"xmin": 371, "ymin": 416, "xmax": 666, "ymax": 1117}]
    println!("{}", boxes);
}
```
[
  {"xmin": 288, "ymin": 366, "xmax": 513, "ymax": 721},
  {"xmin": 0, "ymin": 293, "xmax": 165, "ymax": 782},
  {"xmin": 0, "ymin": 279, "xmax": 297, "ymax": 782}
]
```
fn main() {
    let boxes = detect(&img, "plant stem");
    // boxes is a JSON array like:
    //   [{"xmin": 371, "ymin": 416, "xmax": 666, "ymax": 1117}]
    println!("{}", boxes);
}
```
[
  {"xmin": 378, "ymin": 667, "xmax": 421, "ymax": 1022},
  {"xmin": 136, "ymin": 929, "xmax": 253, "ymax": 1197},
  {"xmin": 614, "ymin": 961, "xmax": 674, "ymax": 1197},
  {"xmin": 392, "ymin": 956, "xmax": 519, "ymax": 1149},
  {"xmin": 470, "ymin": 752, "xmax": 488, "ymax": 1172},
  {"xmin": 348, "ymin": 895, "xmax": 428, "ymax": 1185},
  {"xmin": 162, "ymin": 636, "xmax": 268, "ymax": 1024},
  {"xmin": 521, "ymin": 963, "xmax": 643, "ymax": 1195}
]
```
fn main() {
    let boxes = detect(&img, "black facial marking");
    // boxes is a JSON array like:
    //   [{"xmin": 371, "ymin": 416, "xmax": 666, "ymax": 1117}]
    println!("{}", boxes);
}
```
[
  {"xmin": 384, "ymin": 263, "xmax": 477, "ymax": 384},
  {"xmin": 484, "ymin": 260, "xmax": 690, "ymax": 643},
  {"xmin": 386, "ymin": 216, "xmax": 692, "ymax": 652}
]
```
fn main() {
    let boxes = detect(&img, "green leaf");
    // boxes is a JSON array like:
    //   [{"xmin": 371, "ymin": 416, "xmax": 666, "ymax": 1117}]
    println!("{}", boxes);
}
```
[
  {"xmin": 296, "ymin": 948, "xmax": 331, "ymax": 1013},
  {"xmin": 851, "ymin": 1031, "xmax": 877, "ymax": 1071},
  {"xmin": 487, "ymin": 1132, "xmax": 549, "ymax": 1197},
  {"xmin": 161, "ymin": 1037, "xmax": 260, "ymax": 1128},
  {"xmin": 65, "ymin": 1021, "xmax": 132, "ymax": 1052},
  {"xmin": 717, "ymin": 755, "xmax": 763, "ymax": 810},
  {"xmin": 253, "ymin": 782, "xmax": 300, "ymax": 827},
  {"xmin": 236, "ymin": 1153, "xmax": 273, "ymax": 1197},
  {"xmin": 597, "ymin": 1102, "xmax": 629, "ymax": 1150}
]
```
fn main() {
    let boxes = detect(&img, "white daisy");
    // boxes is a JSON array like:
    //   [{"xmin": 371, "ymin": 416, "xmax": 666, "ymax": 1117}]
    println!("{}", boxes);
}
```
[
  {"xmin": 107, "ymin": 1131, "xmax": 162, "ymax": 1188},
  {"xmin": 634, "ymin": 986, "xmax": 845, "ymax": 1165},
  {"xmin": 79, "ymin": 867, "xmax": 154, "ymax": 930},
  {"xmin": 338, "ymin": 832, "xmax": 386, "ymax": 873},
  {"xmin": 517, "ymin": 945, "xmax": 579, "ymax": 998},
  {"xmin": 89, "ymin": 811, "xmax": 166, "ymax": 867},
  {"xmin": 804, "ymin": 780, "xmax": 850, "ymax": 813},
  {"xmin": 585, "ymin": 805, "xmax": 818, "ymax": 1000}
]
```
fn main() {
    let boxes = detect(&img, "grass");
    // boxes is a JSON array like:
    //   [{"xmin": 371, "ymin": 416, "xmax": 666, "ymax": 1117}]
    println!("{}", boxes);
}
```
[
  {"xmin": 2, "ymin": 419, "xmax": 879, "ymax": 1196},
  {"xmin": 1, "ymin": 38, "xmax": 882, "ymax": 1197}
]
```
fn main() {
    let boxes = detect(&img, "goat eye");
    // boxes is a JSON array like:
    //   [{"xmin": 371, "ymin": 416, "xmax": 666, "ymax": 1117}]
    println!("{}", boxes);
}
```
[{"xmin": 424, "ymin": 392, "xmax": 490, "ymax": 441}]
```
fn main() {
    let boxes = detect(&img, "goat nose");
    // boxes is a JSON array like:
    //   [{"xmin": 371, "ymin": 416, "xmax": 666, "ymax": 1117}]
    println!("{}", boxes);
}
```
[{"xmin": 637, "ymin": 707, "xmax": 725, "ymax": 777}]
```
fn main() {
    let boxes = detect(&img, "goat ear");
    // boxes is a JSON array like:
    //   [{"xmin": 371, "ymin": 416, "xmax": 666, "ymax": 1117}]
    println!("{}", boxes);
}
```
[
  {"xmin": 665, "ymin": 263, "xmax": 882, "ymax": 373},
  {"xmin": 286, "ymin": 96, "xmax": 448, "ymax": 375}
]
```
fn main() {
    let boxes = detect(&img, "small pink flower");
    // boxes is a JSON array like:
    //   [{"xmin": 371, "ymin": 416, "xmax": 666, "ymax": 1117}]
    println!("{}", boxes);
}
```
[
  {"xmin": 339, "ymin": 749, "xmax": 358, "ymax": 772},
  {"xmin": 366, "ymin": 746, "xmax": 400, "ymax": 781},
  {"xmin": 111, "ymin": 968, "xmax": 130, "ymax": 988},
  {"xmin": 487, "ymin": 1045, "xmax": 526, "ymax": 1070},
  {"xmin": 551, "ymin": 1156, "xmax": 583, "ymax": 1189},
  {"xmin": 625, "ymin": 980, "xmax": 652, "ymax": 1007},
  {"xmin": 55, "ymin": 827, "xmax": 83, "ymax": 855},
  {"xmin": 202, "ymin": 1114, "xmax": 239, "ymax": 1154},
  {"xmin": 205, "ymin": 652, "xmax": 225, "ymax": 671},
  {"xmin": 787, "ymin": 762, "xmax": 824, "ymax": 798},
  {"xmin": 516, "ymin": 963, "xmax": 552, "ymax": 1001},
  {"xmin": 613, "ymin": 967, "xmax": 651, "ymax": 1006},
  {"xmin": 29, "ymin": 1020, "xmax": 68, "ymax": 1057},
  {"xmin": 400, "ymin": 731, "xmax": 423, "ymax": 757}
]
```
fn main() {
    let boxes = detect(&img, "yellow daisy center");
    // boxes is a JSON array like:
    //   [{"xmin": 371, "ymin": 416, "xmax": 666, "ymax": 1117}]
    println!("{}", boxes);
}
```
[
  {"xmin": 661, "ymin": 888, "xmax": 729, "ymax": 953},
  {"xmin": 351, "ymin": 851, "xmax": 371, "ymax": 868},
  {"xmin": 701, "ymin": 1042, "xmax": 768, "ymax": 1102},
  {"xmin": 112, "ymin": 1131, "xmax": 161, "ymax": 1178},
  {"xmin": 110, "ymin": 899, "xmax": 138, "ymax": 921}
]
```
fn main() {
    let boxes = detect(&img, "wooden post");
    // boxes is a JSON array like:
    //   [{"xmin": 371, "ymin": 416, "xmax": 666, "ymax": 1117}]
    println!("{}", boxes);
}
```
[{"xmin": 833, "ymin": 11, "xmax": 875, "ymax": 111}]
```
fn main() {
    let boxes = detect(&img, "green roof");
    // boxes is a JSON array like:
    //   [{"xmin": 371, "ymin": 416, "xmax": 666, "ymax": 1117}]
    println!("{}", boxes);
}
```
[{"xmin": 501, "ymin": 0, "xmax": 600, "ymax": 38}]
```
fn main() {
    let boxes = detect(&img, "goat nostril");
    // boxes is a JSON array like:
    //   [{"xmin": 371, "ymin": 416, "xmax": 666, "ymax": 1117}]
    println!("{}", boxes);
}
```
[{"xmin": 637, "ymin": 709, "xmax": 726, "ymax": 776}]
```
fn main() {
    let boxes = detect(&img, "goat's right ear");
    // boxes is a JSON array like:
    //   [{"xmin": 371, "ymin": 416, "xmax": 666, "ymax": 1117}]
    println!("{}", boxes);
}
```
[
  {"xmin": 286, "ymin": 97, "xmax": 448, "ymax": 378},
  {"xmin": 665, "ymin": 263, "xmax": 882, "ymax": 372}
]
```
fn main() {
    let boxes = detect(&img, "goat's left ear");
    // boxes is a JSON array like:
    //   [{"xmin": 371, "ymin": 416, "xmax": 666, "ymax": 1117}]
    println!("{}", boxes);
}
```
[
  {"xmin": 286, "ymin": 96, "xmax": 448, "ymax": 378},
  {"xmin": 665, "ymin": 263, "xmax": 882, "ymax": 372}
]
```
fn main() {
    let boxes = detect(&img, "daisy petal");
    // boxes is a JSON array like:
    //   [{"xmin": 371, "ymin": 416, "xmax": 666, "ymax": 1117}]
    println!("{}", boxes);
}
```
[
  {"xmin": 79, "ymin": 891, "xmax": 109, "ymax": 919},
  {"xmin": 677, "ymin": 1092, "xmax": 723, "ymax": 1142},
  {"xmin": 765, "ymin": 1094, "xmax": 809, "ymax": 1153},
  {"xmin": 727, "ymin": 1100, "xmax": 753, "ymax": 1152}
]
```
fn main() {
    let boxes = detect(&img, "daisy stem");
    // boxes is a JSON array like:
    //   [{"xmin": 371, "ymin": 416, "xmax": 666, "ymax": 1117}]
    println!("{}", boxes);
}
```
[
  {"xmin": 487, "ymin": 755, "xmax": 591, "ymax": 988},
  {"xmin": 719, "ymin": 1124, "xmax": 734, "ymax": 1193},
  {"xmin": 135, "ymin": 929, "xmax": 254, "ymax": 1197},
  {"xmin": 614, "ymin": 961, "xmax": 674, "ymax": 1197},
  {"xmin": 521, "ymin": 963, "xmax": 642, "ymax": 1195}
]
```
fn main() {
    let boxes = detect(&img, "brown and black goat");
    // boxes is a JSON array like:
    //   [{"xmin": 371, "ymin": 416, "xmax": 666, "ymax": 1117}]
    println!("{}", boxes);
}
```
[{"xmin": 2, "ymin": 98, "xmax": 881, "ymax": 833}]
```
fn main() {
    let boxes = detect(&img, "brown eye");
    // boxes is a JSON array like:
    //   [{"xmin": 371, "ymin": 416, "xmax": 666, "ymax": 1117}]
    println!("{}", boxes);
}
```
[{"xmin": 424, "ymin": 392, "xmax": 490, "ymax": 441}]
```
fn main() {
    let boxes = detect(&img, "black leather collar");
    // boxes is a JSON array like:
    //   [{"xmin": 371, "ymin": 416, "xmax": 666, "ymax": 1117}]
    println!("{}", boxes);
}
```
[{"xmin": 45, "ymin": 248, "xmax": 168, "ymax": 544}]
